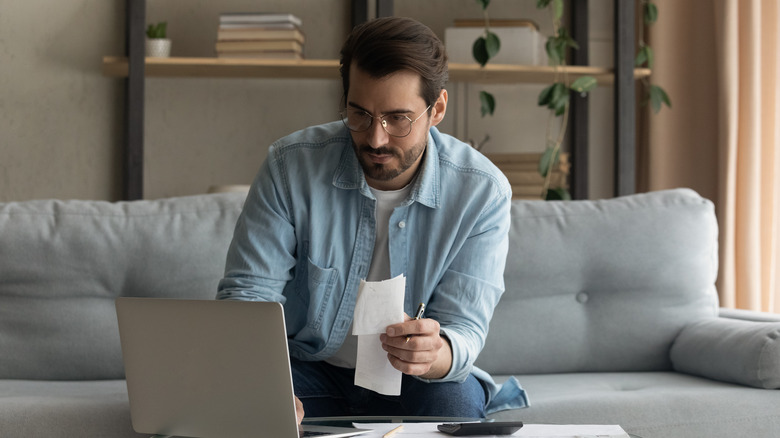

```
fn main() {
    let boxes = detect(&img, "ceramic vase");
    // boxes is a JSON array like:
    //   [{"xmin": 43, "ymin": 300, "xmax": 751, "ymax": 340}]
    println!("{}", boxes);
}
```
[{"xmin": 145, "ymin": 39, "xmax": 171, "ymax": 58}]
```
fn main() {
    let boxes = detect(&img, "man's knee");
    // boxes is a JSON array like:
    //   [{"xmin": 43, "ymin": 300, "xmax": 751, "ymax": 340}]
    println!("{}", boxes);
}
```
[{"xmin": 399, "ymin": 374, "xmax": 487, "ymax": 418}]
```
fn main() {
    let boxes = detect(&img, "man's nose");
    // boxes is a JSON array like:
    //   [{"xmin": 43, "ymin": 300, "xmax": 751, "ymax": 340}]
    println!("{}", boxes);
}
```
[{"xmin": 366, "ymin": 118, "xmax": 390, "ymax": 148}]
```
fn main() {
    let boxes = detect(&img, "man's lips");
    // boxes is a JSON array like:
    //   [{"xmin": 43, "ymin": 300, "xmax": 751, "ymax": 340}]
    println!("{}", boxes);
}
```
[
  {"xmin": 367, "ymin": 152, "xmax": 392, "ymax": 163},
  {"xmin": 362, "ymin": 147, "xmax": 394, "ymax": 164}
]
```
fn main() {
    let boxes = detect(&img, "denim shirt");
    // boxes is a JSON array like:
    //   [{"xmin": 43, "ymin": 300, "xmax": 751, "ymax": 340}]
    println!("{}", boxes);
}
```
[{"xmin": 217, "ymin": 121, "xmax": 528, "ymax": 413}]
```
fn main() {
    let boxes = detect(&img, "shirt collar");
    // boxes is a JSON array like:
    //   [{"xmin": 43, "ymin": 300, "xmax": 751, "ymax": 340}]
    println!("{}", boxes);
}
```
[{"xmin": 332, "ymin": 127, "xmax": 441, "ymax": 209}]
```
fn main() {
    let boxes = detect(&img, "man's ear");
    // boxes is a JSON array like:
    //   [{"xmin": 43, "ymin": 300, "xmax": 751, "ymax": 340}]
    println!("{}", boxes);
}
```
[{"xmin": 430, "ymin": 89, "xmax": 448, "ymax": 127}]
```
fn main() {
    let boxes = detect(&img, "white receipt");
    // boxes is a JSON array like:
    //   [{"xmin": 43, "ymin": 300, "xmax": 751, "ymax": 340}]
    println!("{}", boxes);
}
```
[{"xmin": 352, "ymin": 275, "xmax": 405, "ymax": 395}]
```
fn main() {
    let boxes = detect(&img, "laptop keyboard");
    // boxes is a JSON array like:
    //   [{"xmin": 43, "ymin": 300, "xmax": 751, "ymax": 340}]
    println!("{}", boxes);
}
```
[{"xmin": 300, "ymin": 431, "xmax": 332, "ymax": 437}]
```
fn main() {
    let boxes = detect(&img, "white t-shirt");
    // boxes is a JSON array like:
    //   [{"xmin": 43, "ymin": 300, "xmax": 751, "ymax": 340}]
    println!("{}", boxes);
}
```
[{"xmin": 325, "ymin": 183, "xmax": 412, "ymax": 369}]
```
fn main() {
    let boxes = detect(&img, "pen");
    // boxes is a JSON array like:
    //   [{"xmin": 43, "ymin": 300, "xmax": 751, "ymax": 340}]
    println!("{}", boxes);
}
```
[
  {"xmin": 405, "ymin": 302, "xmax": 426, "ymax": 343},
  {"xmin": 383, "ymin": 424, "xmax": 404, "ymax": 438}
]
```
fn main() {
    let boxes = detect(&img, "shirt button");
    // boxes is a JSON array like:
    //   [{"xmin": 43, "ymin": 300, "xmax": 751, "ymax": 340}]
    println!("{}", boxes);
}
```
[{"xmin": 398, "ymin": 221, "xmax": 406, "ymax": 229}]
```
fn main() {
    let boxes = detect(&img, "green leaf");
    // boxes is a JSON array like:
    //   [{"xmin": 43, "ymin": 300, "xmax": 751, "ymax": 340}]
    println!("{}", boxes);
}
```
[
  {"xmin": 479, "ymin": 91, "xmax": 496, "ymax": 117},
  {"xmin": 644, "ymin": 2, "xmax": 659, "ymax": 25},
  {"xmin": 559, "ymin": 28, "xmax": 579, "ymax": 50},
  {"xmin": 570, "ymin": 76, "xmax": 597, "ymax": 94},
  {"xmin": 645, "ymin": 45, "xmax": 654, "ymax": 69},
  {"xmin": 476, "ymin": 0, "xmax": 491, "ymax": 10},
  {"xmin": 549, "ymin": 82, "xmax": 566, "ymax": 105},
  {"xmin": 537, "ymin": 0, "xmax": 552, "ymax": 8},
  {"xmin": 546, "ymin": 29, "xmax": 579, "ymax": 65},
  {"xmin": 146, "ymin": 22, "xmax": 167, "ymax": 39},
  {"xmin": 634, "ymin": 46, "xmax": 647, "ymax": 66},
  {"xmin": 635, "ymin": 45, "xmax": 654, "ymax": 68},
  {"xmin": 643, "ymin": 46, "xmax": 654, "ymax": 68},
  {"xmin": 546, "ymin": 37, "xmax": 564, "ymax": 64},
  {"xmin": 540, "ymin": 83, "xmax": 569, "ymax": 115},
  {"xmin": 539, "ymin": 146, "xmax": 558, "ymax": 177},
  {"xmin": 538, "ymin": 84, "xmax": 555, "ymax": 106},
  {"xmin": 473, "ymin": 37, "xmax": 489, "ymax": 66},
  {"xmin": 552, "ymin": 90, "xmax": 570, "ymax": 116},
  {"xmin": 553, "ymin": 0, "xmax": 564, "ymax": 21},
  {"xmin": 659, "ymin": 86, "xmax": 672, "ymax": 107},
  {"xmin": 545, "ymin": 187, "xmax": 572, "ymax": 200},
  {"xmin": 546, "ymin": 83, "xmax": 568, "ymax": 115},
  {"xmin": 649, "ymin": 85, "xmax": 672, "ymax": 113},
  {"xmin": 485, "ymin": 31, "xmax": 501, "ymax": 59}
]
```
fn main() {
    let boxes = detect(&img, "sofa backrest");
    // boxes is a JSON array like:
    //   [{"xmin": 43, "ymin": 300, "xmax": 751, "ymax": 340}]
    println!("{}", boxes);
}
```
[
  {"xmin": 0, "ymin": 193, "xmax": 245, "ymax": 380},
  {"xmin": 476, "ymin": 189, "xmax": 720, "ymax": 375}
]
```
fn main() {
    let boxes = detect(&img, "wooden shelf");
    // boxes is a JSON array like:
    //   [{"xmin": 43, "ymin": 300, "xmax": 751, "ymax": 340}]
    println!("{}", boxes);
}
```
[
  {"xmin": 449, "ymin": 63, "xmax": 650, "ymax": 85},
  {"xmin": 102, "ymin": 56, "xmax": 650, "ymax": 85},
  {"xmin": 102, "ymin": 56, "xmax": 341, "ymax": 80}
]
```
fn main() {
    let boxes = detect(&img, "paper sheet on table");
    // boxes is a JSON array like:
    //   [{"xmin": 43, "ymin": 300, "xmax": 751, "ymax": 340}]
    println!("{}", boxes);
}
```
[
  {"xmin": 350, "ymin": 422, "xmax": 630, "ymax": 438},
  {"xmin": 352, "ymin": 275, "xmax": 405, "ymax": 396},
  {"xmin": 516, "ymin": 424, "xmax": 630, "ymax": 437}
]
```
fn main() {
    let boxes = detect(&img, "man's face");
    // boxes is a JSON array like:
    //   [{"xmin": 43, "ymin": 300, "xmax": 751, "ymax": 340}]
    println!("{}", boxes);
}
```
[{"xmin": 346, "ymin": 65, "xmax": 445, "ymax": 191}]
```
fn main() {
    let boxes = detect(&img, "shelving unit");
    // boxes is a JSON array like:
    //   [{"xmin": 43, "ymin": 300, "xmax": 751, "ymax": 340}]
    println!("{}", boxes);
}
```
[{"xmin": 114, "ymin": 0, "xmax": 642, "ymax": 200}]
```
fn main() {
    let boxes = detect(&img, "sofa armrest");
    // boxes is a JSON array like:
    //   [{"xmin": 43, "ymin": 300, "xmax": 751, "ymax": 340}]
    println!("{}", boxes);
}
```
[
  {"xmin": 719, "ymin": 307, "xmax": 780, "ymax": 323},
  {"xmin": 669, "ymin": 317, "xmax": 780, "ymax": 389}
]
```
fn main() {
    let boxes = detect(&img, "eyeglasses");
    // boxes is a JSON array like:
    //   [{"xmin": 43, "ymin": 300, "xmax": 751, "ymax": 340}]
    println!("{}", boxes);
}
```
[{"xmin": 340, "ymin": 105, "xmax": 431, "ymax": 138}]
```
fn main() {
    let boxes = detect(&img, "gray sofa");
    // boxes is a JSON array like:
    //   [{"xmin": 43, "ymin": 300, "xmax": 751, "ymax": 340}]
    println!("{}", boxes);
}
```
[{"xmin": 0, "ymin": 189, "xmax": 778, "ymax": 437}]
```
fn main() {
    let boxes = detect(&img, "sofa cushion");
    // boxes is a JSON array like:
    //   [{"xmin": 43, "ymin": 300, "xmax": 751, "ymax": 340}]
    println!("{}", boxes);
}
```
[
  {"xmin": 671, "ymin": 318, "xmax": 780, "ymax": 388},
  {"xmin": 487, "ymin": 372, "xmax": 780, "ymax": 438},
  {"xmin": 0, "ymin": 193, "xmax": 245, "ymax": 380},
  {"xmin": 476, "ymin": 189, "xmax": 719, "ymax": 375},
  {"xmin": 0, "ymin": 379, "xmax": 144, "ymax": 437}
]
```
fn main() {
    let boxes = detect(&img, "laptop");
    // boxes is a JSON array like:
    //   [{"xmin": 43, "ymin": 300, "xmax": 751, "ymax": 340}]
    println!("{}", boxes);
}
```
[{"xmin": 115, "ymin": 297, "xmax": 369, "ymax": 438}]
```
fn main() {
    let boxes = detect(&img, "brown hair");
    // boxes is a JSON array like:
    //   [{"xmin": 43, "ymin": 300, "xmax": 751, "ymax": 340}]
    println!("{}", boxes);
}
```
[{"xmin": 339, "ymin": 17, "xmax": 448, "ymax": 109}]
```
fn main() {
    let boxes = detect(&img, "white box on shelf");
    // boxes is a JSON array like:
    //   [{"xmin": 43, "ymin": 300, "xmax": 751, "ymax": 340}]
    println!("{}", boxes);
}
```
[{"xmin": 444, "ymin": 24, "xmax": 547, "ymax": 65}]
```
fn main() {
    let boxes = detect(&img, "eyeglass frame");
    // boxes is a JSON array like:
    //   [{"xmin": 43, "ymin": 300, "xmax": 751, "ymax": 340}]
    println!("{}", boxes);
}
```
[{"xmin": 340, "ymin": 104, "xmax": 432, "ymax": 138}]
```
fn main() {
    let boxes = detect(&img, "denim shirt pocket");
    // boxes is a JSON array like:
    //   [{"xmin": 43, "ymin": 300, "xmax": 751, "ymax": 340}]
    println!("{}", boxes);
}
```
[{"xmin": 301, "ymin": 256, "xmax": 339, "ymax": 331}]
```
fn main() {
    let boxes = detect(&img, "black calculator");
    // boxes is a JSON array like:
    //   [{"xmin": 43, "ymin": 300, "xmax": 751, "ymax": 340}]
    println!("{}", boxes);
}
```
[{"xmin": 437, "ymin": 421, "xmax": 524, "ymax": 436}]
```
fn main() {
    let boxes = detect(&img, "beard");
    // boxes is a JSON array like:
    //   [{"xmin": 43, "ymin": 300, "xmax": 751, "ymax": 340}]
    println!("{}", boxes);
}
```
[{"xmin": 352, "ymin": 137, "xmax": 427, "ymax": 183}]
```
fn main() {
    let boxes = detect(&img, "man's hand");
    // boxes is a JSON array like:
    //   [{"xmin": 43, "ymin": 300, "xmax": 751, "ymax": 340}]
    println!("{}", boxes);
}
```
[
  {"xmin": 380, "ymin": 314, "xmax": 453, "ymax": 379},
  {"xmin": 295, "ymin": 396, "xmax": 304, "ymax": 424}
]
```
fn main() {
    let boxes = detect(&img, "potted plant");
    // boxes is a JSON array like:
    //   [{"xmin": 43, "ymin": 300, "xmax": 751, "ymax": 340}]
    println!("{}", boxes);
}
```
[{"xmin": 145, "ymin": 21, "xmax": 171, "ymax": 58}]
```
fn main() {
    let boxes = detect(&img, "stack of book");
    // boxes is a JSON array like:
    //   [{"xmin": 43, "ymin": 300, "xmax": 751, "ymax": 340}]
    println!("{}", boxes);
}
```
[
  {"xmin": 215, "ymin": 13, "xmax": 304, "ymax": 60},
  {"xmin": 485, "ymin": 153, "xmax": 570, "ymax": 200}
]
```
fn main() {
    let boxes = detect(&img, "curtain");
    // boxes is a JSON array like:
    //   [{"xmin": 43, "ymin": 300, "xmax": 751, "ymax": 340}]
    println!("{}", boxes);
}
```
[{"xmin": 641, "ymin": 0, "xmax": 780, "ymax": 312}]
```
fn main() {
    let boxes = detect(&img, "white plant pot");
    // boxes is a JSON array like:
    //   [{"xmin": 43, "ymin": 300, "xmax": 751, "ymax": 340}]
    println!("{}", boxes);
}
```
[{"xmin": 146, "ymin": 39, "xmax": 171, "ymax": 58}]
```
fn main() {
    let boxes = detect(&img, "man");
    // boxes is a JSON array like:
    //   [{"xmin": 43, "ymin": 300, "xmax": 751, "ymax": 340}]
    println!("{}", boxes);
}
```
[{"xmin": 217, "ymin": 16, "xmax": 527, "ymax": 421}]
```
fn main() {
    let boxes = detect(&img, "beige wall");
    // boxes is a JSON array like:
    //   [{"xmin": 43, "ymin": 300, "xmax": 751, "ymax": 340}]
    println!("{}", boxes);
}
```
[
  {"xmin": 0, "ymin": 0, "xmax": 616, "ymax": 202},
  {"xmin": 0, "ymin": 0, "xmax": 124, "ymax": 201}
]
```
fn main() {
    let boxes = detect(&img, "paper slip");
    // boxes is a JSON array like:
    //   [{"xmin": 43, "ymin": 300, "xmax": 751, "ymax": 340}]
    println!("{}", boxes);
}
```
[
  {"xmin": 352, "ymin": 275, "xmax": 406, "ymax": 335},
  {"xmin": 517, "ymin": 424, "xmax": 630, "ymax": 437},
  {"xmin": 350, "ymin": 422, "xmax": 630, "ymax": 438},
  {"xmin": 352, "ymin": 275, "xmax": 405, "ymax": 395}
]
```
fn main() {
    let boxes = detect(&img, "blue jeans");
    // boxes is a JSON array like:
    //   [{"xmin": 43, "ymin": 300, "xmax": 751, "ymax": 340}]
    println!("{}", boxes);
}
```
[{"xmin": 291, "ymin": 358, "xmax": 487, "ymax": 418}]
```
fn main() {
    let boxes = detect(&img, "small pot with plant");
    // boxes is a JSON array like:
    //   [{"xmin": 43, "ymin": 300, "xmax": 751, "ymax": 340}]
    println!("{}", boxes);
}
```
[{"xmin": 145, "ymin": 21, "xmax": 171, "ymax": 58}]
